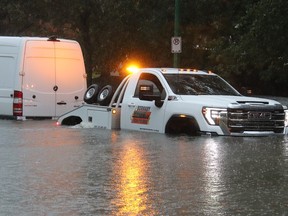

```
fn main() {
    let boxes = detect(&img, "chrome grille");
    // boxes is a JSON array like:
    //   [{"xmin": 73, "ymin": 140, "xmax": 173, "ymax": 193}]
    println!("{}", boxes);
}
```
[{"xmin": 227, "ymin": 106, "xmax": 285, "ymax": 133}]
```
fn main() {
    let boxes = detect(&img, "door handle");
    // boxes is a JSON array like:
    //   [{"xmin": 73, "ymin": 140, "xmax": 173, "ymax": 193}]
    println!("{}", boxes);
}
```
[
  {"xmin": 57, "ymin": 101, "xmax": 67, "ymax": 105},
  {"xmin": 128, "ymin": 103, "xmax": 136, "ymax": 108}
]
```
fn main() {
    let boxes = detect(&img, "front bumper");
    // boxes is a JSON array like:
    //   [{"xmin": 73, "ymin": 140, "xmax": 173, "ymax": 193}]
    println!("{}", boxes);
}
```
[{"xmin": 204, "ymin": 103, "xmax": 288, "ymax": 136}]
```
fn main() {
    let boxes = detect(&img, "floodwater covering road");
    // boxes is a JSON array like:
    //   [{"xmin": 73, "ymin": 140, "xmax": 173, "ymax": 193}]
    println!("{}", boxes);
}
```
[{"xmin": 0, "ymin": 119, "xmax": 287, "ymax": 215}]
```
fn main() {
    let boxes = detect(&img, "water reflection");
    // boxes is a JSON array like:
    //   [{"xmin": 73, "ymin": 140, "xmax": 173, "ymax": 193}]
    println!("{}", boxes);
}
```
[
  {"xmin": 19, "ymin": 125, "xmax": 87, "ymax": 215},
  {"xmin": 283, "ymin": 135, "xmax": 288, "ymax": 159},
  {"xmin": 1, "ymin": 120, "xmax": 288, "ymax": 215},
  {"xmin": 111, "ymin": 140, "xmax": 150, "ymax": 215},
  {"xmin": 203, "ymin": 138, "xmax": 223, "ymax": 209},
  {"xmin": 201, "ymin": 135, "xmax": 288, "ymax": 215}
]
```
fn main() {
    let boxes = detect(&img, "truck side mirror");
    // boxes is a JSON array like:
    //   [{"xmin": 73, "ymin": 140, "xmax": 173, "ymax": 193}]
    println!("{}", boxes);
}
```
[{"xmin": 139, "ymin": 84, "xmax": 163, "ymax": 107}]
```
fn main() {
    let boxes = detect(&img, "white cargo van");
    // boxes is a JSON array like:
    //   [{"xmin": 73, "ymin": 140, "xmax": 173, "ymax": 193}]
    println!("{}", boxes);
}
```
[{"xmin": 0, "ymin": 36, "xmax": 87, "ymax": 119}]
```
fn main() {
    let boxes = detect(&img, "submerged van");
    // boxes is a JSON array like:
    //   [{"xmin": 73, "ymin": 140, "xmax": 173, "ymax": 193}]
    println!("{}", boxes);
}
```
[{"xmin": 0, "ymin": 36, "xmax": 87, "ymax": 119}]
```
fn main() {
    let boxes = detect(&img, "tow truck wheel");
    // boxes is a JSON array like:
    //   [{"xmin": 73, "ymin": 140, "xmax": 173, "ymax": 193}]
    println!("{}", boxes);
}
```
[
  {"xmin": 97, "ymin": 85, "xmax": 113, "ymax": 106},
  {"xmin": 84, "ymin": 84, "xmax": 99, "ymax": 104},
  {"xmin": 165, "ymin": 115, "xmax": 200, "ymax": 136}
]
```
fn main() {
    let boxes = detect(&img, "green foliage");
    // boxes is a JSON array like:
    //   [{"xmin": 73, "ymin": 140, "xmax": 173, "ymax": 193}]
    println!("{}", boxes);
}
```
[{"xmin": 211, "ymin": 0, "xmax": 288, "ymax": 95}]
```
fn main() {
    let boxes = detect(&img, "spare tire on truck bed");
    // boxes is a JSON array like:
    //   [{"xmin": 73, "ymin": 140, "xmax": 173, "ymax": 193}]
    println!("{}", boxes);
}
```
[
  {"xmin": 97, "ymin": 85, "xmax": 113, "ymax": 106},
  {"xmin": 84, "ymin": 84, "xmax": 99, "ymax": 104}
]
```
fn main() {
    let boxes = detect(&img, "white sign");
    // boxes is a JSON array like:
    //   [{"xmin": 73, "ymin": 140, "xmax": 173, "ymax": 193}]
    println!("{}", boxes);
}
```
[{"xmin": 171, "ymin": 37, "xmax": 182, "ymax": 53}]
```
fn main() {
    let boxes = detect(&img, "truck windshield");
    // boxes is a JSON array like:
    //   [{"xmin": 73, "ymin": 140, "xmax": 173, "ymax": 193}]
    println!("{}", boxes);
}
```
[{"xmin": 164, "ymin": 74, "xmax": 240, "ymax": 96}]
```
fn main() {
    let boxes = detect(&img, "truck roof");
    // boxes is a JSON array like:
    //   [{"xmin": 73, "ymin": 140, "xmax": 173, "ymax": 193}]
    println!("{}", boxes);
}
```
[{"xmin": 138, "ymin": 68, "xmax": 213, "ymax": 75}]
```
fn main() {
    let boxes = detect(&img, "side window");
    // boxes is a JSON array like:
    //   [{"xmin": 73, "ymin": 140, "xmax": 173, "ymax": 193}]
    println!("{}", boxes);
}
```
[{"xmin": 134, "ymin": 73, "xmax": 166, "ymax": 99}]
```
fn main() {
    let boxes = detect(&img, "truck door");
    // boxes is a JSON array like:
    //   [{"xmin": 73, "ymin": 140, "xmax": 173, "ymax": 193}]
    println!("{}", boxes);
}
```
[{"xmin": 121, "ymin": 72, "xmax": 167, "ymax": 133}]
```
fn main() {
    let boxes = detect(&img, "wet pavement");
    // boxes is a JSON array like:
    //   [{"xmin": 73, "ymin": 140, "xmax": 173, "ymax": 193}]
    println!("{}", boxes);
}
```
[{"xmin": 0, "ymin": 119, "xmax": 287, "ymax": 215}]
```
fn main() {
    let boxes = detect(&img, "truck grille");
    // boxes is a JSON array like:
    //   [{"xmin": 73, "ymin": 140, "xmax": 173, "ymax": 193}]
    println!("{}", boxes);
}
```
[{"xmin": 227, "ymin": 105, "xmax": 285, "ymax": 133}]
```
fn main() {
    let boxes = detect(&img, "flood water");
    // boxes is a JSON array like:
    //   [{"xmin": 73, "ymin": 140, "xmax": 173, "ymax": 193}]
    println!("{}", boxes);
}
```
[{"xmin": 0, "ymin": 119, "xmax": 287, "ymax": 215}]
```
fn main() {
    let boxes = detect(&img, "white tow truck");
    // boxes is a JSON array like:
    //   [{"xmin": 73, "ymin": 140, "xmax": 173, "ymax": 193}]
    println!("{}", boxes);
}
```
[{"xmin": 57, "ymin": 68, "xmax": 288, "ymax": 136}]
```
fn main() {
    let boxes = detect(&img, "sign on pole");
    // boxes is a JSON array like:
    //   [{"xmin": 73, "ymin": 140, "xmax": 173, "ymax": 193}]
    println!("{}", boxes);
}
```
[{"xmin": 171, "ymin": 36, "xmax": 182, "ymax": 53}]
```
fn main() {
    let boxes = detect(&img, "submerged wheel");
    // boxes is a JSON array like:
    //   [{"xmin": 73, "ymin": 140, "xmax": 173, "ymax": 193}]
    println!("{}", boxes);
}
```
[
  {"xmin": 61, "ymin": 116, "xmax": 82, "ymax": 126},
  {"xmin": 165, "ymin": 115, "xmax": 200, "ymax": 136},
  {"xmin": 97, "ymin": 85, "xmax": 113, "ymax": 106},
  {"xmin": 84, "ymin": 84, "xmax": 99, "ymax": 104}
]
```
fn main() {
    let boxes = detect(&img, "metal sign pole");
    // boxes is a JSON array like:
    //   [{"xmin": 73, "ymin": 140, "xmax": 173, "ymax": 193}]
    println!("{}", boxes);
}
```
[{"xmin": 173, "ymin": 0, "xmax": 180, "ymax": 68}]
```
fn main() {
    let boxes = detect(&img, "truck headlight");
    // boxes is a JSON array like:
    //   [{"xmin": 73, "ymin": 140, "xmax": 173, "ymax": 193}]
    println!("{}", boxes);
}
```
[
  {"xmin": 285, "ymin": 109, "xmax": 288, "ymax": 127},
  {"xmin": 202, "ymin": 107, "xmax": 227, "ymax": 125}
]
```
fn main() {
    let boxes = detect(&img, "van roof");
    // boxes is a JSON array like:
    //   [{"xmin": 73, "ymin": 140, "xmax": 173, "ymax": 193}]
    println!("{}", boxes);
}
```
[{"xmin": 0, "ymin": 36, "xmax": 77, "ymax": 47}]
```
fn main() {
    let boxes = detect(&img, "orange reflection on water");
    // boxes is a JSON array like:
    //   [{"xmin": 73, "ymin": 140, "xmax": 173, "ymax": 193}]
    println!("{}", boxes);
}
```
[
  {"xmin": 20, "ymin": 126, "xmax": 86, "ymax": 214},
  {"xmin": 113, "ymin": 142, "xmax": 149, "ymax": 215}
]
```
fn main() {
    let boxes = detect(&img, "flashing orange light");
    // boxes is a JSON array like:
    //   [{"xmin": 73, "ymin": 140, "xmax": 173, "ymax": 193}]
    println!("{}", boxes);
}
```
[
  {"xmin": 112, "ymin": 109, "xmax": 117, "ymax": 114},
  {"xmin": 127, "ymin": 64, "xmax": 139, "ymax": 74}
]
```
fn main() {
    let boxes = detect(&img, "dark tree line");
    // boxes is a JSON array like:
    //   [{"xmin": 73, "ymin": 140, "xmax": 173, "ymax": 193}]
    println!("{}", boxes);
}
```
[{"xmin": 1, "ymin": 0, "xmax": 287, "ymax": 95}]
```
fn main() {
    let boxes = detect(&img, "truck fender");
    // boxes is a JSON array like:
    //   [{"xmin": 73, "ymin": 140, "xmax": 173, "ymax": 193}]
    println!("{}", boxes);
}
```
[
  {"xmin": 84, "ymin": 84, "xmax": 99, "ymax": 104},
  {"xmin": 165, "ymin": 114, "xmax": 200, "ymax": 136}
]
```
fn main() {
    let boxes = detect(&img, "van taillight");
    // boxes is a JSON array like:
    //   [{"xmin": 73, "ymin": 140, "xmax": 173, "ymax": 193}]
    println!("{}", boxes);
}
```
[{"xmin": 13, "ymin": 90, "xmax": 23, "ymax": 116}]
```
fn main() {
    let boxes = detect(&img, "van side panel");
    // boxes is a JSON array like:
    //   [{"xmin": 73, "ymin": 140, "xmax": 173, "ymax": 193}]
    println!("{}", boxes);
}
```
[
  {"xmin": 54, "ymin": 41, "xmax": 86, "ymax": 116},
  {"xmin": 0, "ymin": 56, "xmax": 17, "ymax": 115},
  {"xmin": 0, "ymin": 37, "xmax": 22, "ymax": 117},
  {"xmin": 22, "ymin": 40, "xmax": 56, "ymax": 117}
]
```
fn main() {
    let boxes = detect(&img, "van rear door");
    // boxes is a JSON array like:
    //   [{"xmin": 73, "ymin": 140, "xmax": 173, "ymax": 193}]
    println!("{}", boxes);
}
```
[
  {"xmin": 22, "ymin": 40, "xmax": 56, "ymax": 117},
  {"xmin": 54, "ymin": 41, "xmax": 86, "ymax": 116},
  {"xmin": 22, "ymin": 39, "xmax": 86, "ymax": 118}
]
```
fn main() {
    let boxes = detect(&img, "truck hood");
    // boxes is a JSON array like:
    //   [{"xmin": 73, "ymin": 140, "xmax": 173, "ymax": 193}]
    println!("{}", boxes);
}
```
[{"xmin": 179, "ymin": 95, "xmax": 282, "ymax": 107}]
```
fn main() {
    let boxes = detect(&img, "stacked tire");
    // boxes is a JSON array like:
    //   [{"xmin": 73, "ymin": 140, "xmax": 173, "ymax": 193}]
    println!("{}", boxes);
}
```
[{"xmin": 83, "ymin": 84, "xmax": 113, "ymax": 106}]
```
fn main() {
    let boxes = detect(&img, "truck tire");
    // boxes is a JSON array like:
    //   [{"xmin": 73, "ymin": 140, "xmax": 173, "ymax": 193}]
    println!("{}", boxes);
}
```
[
  {"xmin": 84, "ymin": 84, "xmax": 99, "ymax": 104},
  {"xmin": 165, "ymin": 115, "xmax": 200, "ymax": 136},
  {"xmin": 97, "ymin": 85, "xmax": 113, "ymax": 106}
]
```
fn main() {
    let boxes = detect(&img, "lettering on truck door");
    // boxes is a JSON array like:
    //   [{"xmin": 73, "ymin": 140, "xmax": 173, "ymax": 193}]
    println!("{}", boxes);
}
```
[{"xmin": 121, "ymin": 72, "xmax": 167, "ymax": 133}]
